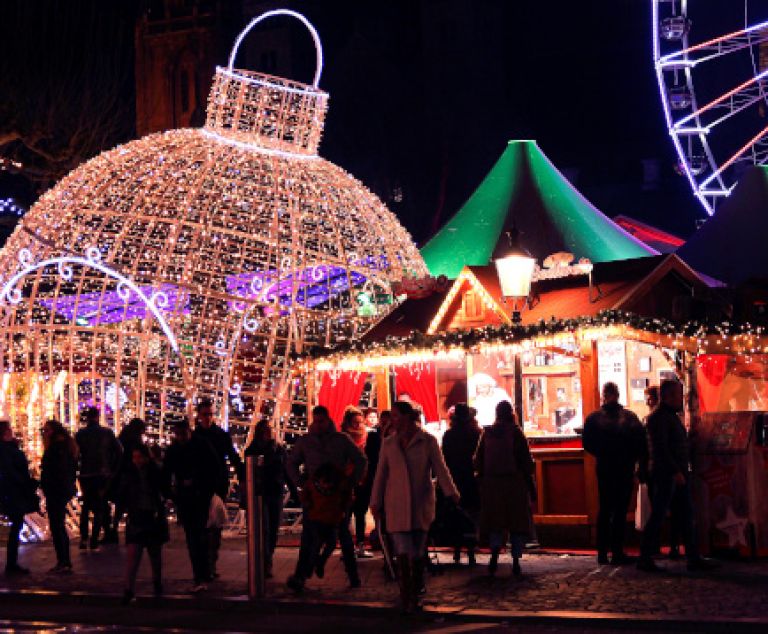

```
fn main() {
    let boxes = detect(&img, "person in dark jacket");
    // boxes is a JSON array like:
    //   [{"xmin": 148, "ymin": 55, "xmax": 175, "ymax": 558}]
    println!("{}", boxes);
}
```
[
  {"xmin": 582, "ymin": 382, "xmax": 647, "ymax": 565},
  {"xmin": 120, "ymin": 444, "xmax": 169, "ymax": 604},
  {"xmin": 0, "ymin": 420, "xmax": 37, "ymax": 575},
  {"xmin": 107, "ymin": 418, "xmax": 146, "ymax": 543},
  {"xmin": 638, "ymin": 380, "xmax": 714, "ymax": 572},
  {"xmin": 75, "ymin": 407, "xmax": 122, "ymax": 550},
  {"xmin": 193, "ymin": 398, "xmax": 240, "ymax": 578},
  {"xmin": 41, "ymin": 419, "xmax": 78, "ymax": 574},
  {"xmin": 643, "ymin": 385, "xmax": 684, "ymax": 560},
  {"xmin": 163, "ymin": 416, "xmax": 220, "ymax": 592},
  {"xmin": 244, "ymin": 420, "xmax": 290, "ymax": 578},
  {"xmin": 442, "ymin": 403, "xmax": 481, "ymax": 565}
]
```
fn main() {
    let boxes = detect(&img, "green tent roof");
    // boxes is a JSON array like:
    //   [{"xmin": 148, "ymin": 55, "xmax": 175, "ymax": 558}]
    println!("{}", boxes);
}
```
[{"xmin": 420, "ymin": 140, "xmax": 656, "ymax": 278}]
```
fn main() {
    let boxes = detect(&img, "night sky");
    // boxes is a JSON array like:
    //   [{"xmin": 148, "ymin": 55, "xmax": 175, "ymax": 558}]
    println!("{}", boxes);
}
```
[{"xmin": 2, "ymin": 1, "xmax": 768, "ymax": 245}]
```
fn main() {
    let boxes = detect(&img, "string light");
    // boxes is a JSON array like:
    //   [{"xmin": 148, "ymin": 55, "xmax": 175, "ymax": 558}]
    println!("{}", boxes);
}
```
[
  {"xmin": 0, "ymin": 198, "xmax": 25, "ymax": 217},
  {"xmin": 309, "ymin": 310, "xmax": 768, "ymax": 370}
]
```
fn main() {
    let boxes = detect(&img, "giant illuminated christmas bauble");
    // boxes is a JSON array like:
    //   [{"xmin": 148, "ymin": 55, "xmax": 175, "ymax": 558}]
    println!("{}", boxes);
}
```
[{"xmin": 0, "ymin": 11, "xmax": 426, "ymax": 443}]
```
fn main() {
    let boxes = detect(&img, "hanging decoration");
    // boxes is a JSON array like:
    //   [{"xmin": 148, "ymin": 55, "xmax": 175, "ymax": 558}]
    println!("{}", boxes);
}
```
[
  {"xmin": 0, "ymin": 9, "xmax": 427, "ymax": 445},
  {"xmin": 306, "ymin": 309, "xmax": 768, "ymax": 370}
]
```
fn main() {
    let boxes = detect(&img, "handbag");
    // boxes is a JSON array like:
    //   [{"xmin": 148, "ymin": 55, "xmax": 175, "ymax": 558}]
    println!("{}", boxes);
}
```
[
  {"xmin": 635, "ymin": 483, "xmax": 651, "ymax": 531},
  {"xmin": 207, "ymin": 493, "xmax": 227, "ymax": 529}
]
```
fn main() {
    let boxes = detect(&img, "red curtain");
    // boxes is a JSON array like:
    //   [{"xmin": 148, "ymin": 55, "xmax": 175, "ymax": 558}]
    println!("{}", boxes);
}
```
[
  {"xmin": 318, "ymin": 370, "xmax": 367, "ymax": 425},
  {"xmin": 394, "ymin": 362, "xmax": 439, "ymax": 422},
  {"xmin": 697, "ymin": 354, "xmax": 728, "ymax": 414}
]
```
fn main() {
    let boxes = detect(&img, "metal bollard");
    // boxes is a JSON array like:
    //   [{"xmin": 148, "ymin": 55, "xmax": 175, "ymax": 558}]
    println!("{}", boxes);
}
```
[{"xmin": 246, "ymin": 454, "xmax": 265, "ymax": 599}]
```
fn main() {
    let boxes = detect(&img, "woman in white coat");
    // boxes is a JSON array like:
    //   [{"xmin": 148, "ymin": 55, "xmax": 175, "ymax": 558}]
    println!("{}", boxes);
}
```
[{"xmin": 370, "ymin": 401, "xmax": 459, "ymax": 613}]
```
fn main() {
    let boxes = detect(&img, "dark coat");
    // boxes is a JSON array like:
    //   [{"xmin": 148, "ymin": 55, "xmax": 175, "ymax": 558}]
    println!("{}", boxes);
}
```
[
  {"xmin": 194, "ymin": 424, "xmax": 243, "ymax": 498},
  {"xmin": 117, "ymin": 428, "xmax": 145, "ymax": 474},
  {"xmin": 75, "ymin": 423, "xmax": 122, "ymax": 480},
  {"xmin": 0, "ymin": 440, "xmax": 37, "ymax": 517},
  {"xmin": 582, "ymin": 403, "xmax": 647, "ymax": 478},
  {"xmin": 244, "ymin": 438, "xmax": 288, "ymax": 498},
  {"xmin": 163, "ymin": 435, "xmax": 221, "ymax": 525},
  {"xmin": 40, "ymin": 433, "xmax": 78, "ymax": 502},
  {"xmin": 364, "ymin": 429, "xmax": 382, "ymax": 487},
  {"xmin": 474, "ymin": 421, "xmax": 534, "ymax": 536},
  {"xmin": 646, "ymin": 403, "xmax": 690, "ymax": 478},
  {"xmin": 119, "ymin": 461, "xmax": 169, "ymax": 546},
  {"xmin": 441, "ymin": 425, "xmax": 481, "ymax": 512}
]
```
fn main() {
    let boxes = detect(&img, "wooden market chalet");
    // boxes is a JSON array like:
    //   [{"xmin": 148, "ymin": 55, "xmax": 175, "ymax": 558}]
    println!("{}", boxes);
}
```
[{"xmin": 307, "ymin": 141, "xmax": 768, "ymax": 552}]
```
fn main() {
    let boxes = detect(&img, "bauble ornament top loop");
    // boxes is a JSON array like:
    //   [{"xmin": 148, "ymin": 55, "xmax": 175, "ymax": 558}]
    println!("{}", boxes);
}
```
[{"xmin": 227, "ymin": 9, "xmax": 324, "ymax": 89}]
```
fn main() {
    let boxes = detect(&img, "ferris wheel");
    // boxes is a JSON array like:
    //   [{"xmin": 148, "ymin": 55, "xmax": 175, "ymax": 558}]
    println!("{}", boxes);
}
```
[{"xmin": 653, "ymin": 1, "xmax": 768, "ymax": 215}]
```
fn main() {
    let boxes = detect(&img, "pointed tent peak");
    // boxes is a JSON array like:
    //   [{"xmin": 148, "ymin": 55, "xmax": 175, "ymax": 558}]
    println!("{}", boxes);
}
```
[
  {"xmin": 677, "ymin": 166, "xmax": 768, "ymax": 286},
  {"xmin": 420, "ymin": 140, "xmax": 657, "ymax": 279}
]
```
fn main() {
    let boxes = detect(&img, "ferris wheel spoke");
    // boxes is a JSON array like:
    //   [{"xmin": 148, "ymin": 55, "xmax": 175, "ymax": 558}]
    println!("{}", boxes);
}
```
[
  {"xmin": 700, "ymin": 123, "xmax": 768, "ymax": 189},
  {"xmin": 673, "ymin": 69, "xmax": 768, "ymax": 132},
  {"xmin": 659, "ymin": 19, "xmax": 768, "ymax": 68},
  {"xmin": 733, "ymin": 136, "xmax": 768, "ymax": 166}
]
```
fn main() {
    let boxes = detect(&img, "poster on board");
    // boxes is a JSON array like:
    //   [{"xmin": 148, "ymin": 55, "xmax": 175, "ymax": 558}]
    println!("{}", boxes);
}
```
[{"xmin": 597, "ymin": 340, "xmax": 627, "ymax": 401}]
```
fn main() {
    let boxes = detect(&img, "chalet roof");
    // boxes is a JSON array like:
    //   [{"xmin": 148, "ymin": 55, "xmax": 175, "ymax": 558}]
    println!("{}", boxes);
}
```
[
  {"xmin": 677, "ymin": 166, "xmax": 768, "ymax": 286},
  {"xmin": 361, "ymin": 289, "xmax": 450, "ymax": 342},
  {"xmin": 361, "ymin": 255, "xmax": 724, "ymax": 344},
  {"xmin": 420, "ymin": 140, "xmax": 656, "ymax": 279}
]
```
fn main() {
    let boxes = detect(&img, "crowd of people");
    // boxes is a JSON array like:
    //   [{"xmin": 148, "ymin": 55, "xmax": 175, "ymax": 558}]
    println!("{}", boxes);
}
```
[
  {"xmin": 279, "ymin": 399, "xmax": 539, "ymax": 614},
  {"xmin": 0, "ymin": 377, "xmax": 712, "ymax": 613},
  {"xmin": 0, "ymin": 398, "xmax": 243, "ymax": 604}
]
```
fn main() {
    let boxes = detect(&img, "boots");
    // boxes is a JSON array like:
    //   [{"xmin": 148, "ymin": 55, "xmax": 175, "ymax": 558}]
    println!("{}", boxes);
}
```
[
  {"xmin": 397, "ymin": 555, "xmax": 414, "ymax": 615},
  {"xmin": 488, "ymin": 548, "xmax": 500, "ymax": 576},
  {"xmin": 343, "ymin": 553, "xmax": 361, "ymax": 588},
  {"xmin": 412, "ymin": 557, "xmax": 426, "ymax": 602}
]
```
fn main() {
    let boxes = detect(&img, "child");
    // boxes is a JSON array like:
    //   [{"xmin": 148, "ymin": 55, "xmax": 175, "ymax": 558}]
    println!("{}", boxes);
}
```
[
  {"xmin": 120, "ymin": 445, "xmax": 169, "ymax": 604},
  {"xmin": 302, "ymin": 463, "xmax": 350, "ymax": 579}
]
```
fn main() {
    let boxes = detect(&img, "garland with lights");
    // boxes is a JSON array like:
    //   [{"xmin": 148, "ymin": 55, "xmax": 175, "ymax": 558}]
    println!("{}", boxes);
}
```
[{"xmin": 305, "ymin": 310, "xmax": 768, "ymax": 365}]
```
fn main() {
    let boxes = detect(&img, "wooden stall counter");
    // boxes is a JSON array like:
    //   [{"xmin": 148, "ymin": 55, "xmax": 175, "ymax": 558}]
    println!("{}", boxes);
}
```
[{"xmin": 529, "ymin": 436, "xmax": 597, "ymax": 546}]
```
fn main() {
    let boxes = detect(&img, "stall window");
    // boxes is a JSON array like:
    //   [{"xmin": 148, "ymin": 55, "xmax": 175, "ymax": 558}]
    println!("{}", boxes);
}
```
[
  {"xmin": 621, "ymin": 341, "xmax": 676, "ymax": 420},
  {"xmin": 521, "ymin": 346, "xmax": 582, "ymax": 436},
  {"xmin": 468, "ymin": 344, "xmax": 582, "ymax": 436}
]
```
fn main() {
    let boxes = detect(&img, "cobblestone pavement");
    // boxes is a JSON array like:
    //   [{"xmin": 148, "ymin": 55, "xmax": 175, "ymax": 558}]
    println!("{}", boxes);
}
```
[{"xmin": 2, "ymin": 528, "xmax": 768, "ymax": 625}]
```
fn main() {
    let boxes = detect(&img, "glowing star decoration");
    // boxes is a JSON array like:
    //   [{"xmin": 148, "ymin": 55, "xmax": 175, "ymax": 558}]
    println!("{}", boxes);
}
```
[
  {"xmin": 0, "ymin": 9, "xmax": 426, "ymax": 443},
  {"xmin": 715, "ymin": 506, "xmax": 750, "ymax": 548}
]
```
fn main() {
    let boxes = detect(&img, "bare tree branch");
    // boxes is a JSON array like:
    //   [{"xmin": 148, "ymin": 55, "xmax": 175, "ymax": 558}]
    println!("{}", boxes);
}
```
[{"xmin": 0, "ymin": 0, "xmax": 136, "ymax": 193}]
